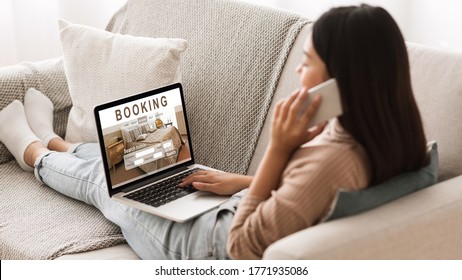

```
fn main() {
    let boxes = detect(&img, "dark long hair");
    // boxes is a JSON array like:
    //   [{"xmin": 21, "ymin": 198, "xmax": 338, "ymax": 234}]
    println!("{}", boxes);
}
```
[{"xmin": 312, "ymin": 5, "xmax": 428, "ymax": 185}]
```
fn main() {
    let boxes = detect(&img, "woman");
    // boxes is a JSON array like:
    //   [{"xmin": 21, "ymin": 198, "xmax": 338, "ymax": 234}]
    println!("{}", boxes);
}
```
[{"xmin": 0, "ymin": 5, "xmax": 427, "ymax": 259}]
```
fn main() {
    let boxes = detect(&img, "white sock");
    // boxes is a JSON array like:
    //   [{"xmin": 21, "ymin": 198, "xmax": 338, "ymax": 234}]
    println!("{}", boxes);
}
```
[
  {"xmin": 24, "ymin": 88, "xmax": 60, "ymax": 147},
  {"xmin": 0, "ymin": 100, "xmax": 42, "ymax": 172}
]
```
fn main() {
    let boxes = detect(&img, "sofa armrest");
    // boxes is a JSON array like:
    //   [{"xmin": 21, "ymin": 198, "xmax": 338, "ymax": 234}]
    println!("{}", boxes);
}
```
[
  {"xmin": 263, "ymin": 175, "xmax": 462, "ymax": 259},
  {"xmin": 0, "ymin": 57, "xmax": 71, "ymax": 164}
]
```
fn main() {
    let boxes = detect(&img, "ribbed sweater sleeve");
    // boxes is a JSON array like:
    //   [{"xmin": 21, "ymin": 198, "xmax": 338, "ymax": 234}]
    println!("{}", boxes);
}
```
[{"xmin": 227, "ymin": 135, "xmax": 370, "ymax": 259}]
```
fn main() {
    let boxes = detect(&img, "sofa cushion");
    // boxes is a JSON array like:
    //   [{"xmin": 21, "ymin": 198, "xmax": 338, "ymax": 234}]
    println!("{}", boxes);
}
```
[
  {"xmin": 59, "ymin": 20, "xmax": 187, "ymax": 142},
  {"xmin": 324, "ymin": 141, "xmax": 438, "ymax": 222},
  {"xmin": 264, "ymin": 174, "xmax": 462, "ymax": 260}
]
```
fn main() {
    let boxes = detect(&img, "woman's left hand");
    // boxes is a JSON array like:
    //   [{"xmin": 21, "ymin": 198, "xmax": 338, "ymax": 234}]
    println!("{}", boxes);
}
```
[{"xmin": 269, "ymin": 88, "xmax": 326, "ymax": 155}]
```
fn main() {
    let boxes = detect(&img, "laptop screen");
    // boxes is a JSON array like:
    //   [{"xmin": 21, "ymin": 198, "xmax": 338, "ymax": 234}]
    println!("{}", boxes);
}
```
[{"xmin": 95, "ymin": 84, "xmax": 193, "ymax": 190}]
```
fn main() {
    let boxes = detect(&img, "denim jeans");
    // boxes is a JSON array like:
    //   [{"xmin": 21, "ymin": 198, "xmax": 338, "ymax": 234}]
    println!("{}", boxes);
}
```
[{"xmin": 34, "ymin": 143, "xmax": 241, "ymax": 259}]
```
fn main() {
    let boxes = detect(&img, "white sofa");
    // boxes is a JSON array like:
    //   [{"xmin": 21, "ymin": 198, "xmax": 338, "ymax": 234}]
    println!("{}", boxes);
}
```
[{"xmin": 2, "ymin": 0, "xmax": 462, "ymax": 259}]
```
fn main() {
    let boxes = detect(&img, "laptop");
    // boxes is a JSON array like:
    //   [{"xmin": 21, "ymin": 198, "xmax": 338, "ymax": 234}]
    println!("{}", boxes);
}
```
[{"xmin": 94, "ymin": 83, "xmax": 229, "ymax": 223}]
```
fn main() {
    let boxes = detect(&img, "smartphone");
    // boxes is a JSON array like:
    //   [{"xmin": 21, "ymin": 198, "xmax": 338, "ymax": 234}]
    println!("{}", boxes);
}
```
[{"xmin": 298, "ymin": 78, "xmax": 343, "ymax": 128}]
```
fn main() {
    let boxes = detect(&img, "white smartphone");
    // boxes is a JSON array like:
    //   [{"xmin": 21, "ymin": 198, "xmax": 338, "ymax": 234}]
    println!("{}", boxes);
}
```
[{"xmin": 298, "ymin": 78, "xmax": 343, "ymax": 128}]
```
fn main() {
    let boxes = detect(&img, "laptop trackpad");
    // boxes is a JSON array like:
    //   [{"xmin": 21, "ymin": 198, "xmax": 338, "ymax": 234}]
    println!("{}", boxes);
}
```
[{"xmin": 158, "ymin": 192, "xmax": 229, "ymax": 222}]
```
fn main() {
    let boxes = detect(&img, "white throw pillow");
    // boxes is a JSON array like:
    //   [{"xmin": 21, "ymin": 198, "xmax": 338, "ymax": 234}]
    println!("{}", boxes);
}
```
[{"xmin": 59, "ymin": 20, "xmax": 188, "ymax": 142}]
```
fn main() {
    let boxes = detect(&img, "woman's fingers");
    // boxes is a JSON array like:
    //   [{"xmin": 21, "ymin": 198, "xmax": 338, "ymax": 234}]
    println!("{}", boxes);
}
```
[
  {"xmin": 179, "ymin": 171, "xmax": 245, "ymax": 195},
  {"xmin": 179, "ymin": 171, "xmax": 214, "ymax": 187},
  {"xmin": 274, "ymin": 99, "xmax": 284, "ymax": 122},
  {"xmin": 289, "ymin": 87, "xmax": 308, "ymax": 120},
  {"xmin": 280, "ymin": 88, "xmax": 318, "ymax": 125},
  {"xmin": 302, "ymin": 94, "xmax": 322, "ymax": 123},
  {"xmin": 280, "ymin": 88, "xmax": 301, "ymax": 121},
  {"xmin": 192, "ymin": 181, "xmax": 237, "ymax": 196},
  {"xmin": 191, "ymin": 181, "xmax": 215, "ymax": 192}
]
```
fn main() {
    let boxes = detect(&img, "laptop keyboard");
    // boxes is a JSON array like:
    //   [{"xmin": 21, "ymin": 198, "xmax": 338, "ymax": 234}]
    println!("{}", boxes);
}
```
[{"xmin": 124, "ymin": 168, "xmax": 203, "ymax": 208}]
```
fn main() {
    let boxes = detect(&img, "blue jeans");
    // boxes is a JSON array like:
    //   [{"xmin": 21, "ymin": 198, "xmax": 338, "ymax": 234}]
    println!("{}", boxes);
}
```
[{"xmin": 33, "ymin": 143, "xmax": 241, "ymax": 259}]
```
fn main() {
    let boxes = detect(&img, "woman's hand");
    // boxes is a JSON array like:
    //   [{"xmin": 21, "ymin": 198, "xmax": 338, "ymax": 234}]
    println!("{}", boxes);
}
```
[
  {"xmin": 245, "ymin": 88, "xmax": 327, "ymax": 200},
  {"xmin": 179, "ymin": 170, "xmax": 252, "ymax": 196},
  {"xmin": 269, "ymin": 88, "xmax": 326, "ymax": 155}
]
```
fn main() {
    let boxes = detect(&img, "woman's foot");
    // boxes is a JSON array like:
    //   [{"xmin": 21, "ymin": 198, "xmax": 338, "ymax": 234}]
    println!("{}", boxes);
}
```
[
  {"xmin": 0, "ymin": 100, "xmax": 42, "ymax": 171},
  {"xmin": 23, "ymin": 141, "xmax": 49, "ymax": 168},
  {"xmin": 24, "ymin": 88, "xmax": 60, "ymax": 147}
]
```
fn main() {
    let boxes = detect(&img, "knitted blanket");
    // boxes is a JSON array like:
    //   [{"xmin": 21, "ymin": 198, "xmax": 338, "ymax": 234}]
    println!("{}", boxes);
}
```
[
  {"xmin": 108, "ymin": 0, "xmax": 309, "ymax": 174},
  {"xmin": 0, "ymin": 162, "xmax": 126, "ymax": 259}
]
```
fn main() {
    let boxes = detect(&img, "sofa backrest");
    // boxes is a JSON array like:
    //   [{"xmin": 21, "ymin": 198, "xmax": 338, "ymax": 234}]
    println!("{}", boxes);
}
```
[
  {"xmin": 248, "ymin": 24, "xmax": 311, "ymax": 174},
  {"xmin": 407, "ymin": 43, "xmax": 462, "ymax": 181},
  {"xmin": 106, "ymin": 0, "xmax": 309, "ymax": 175}
]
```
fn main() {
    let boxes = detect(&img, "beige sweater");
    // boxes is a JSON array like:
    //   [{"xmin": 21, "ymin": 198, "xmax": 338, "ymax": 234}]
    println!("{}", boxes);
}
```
[{"xmin": 227, "ymin": 119, "xmax": 371, "ymax": 259}]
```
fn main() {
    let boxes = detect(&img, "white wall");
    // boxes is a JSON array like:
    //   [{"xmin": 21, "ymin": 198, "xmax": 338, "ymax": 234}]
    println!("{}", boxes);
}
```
[
  {"xmin": 0, "ymin": 0, "xmax": 18, "ymax": 66},
  {"xmin": 241, "ymin": 0, "xmax": 462, "ymax": 51},
  {"xmin": 1, "ymin": 0, "xmax": 461, "ymax": 68},
  {"xmin": 406, "ymin": 0, "xmax": 462, "ymax": 49},
  {"xmin": 10, "ymin": 0, "xmax": 61, "ymax": 65},
  {"xmin": 0, "ymin": 0, "xmax": 126, "ymax": 67}
]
